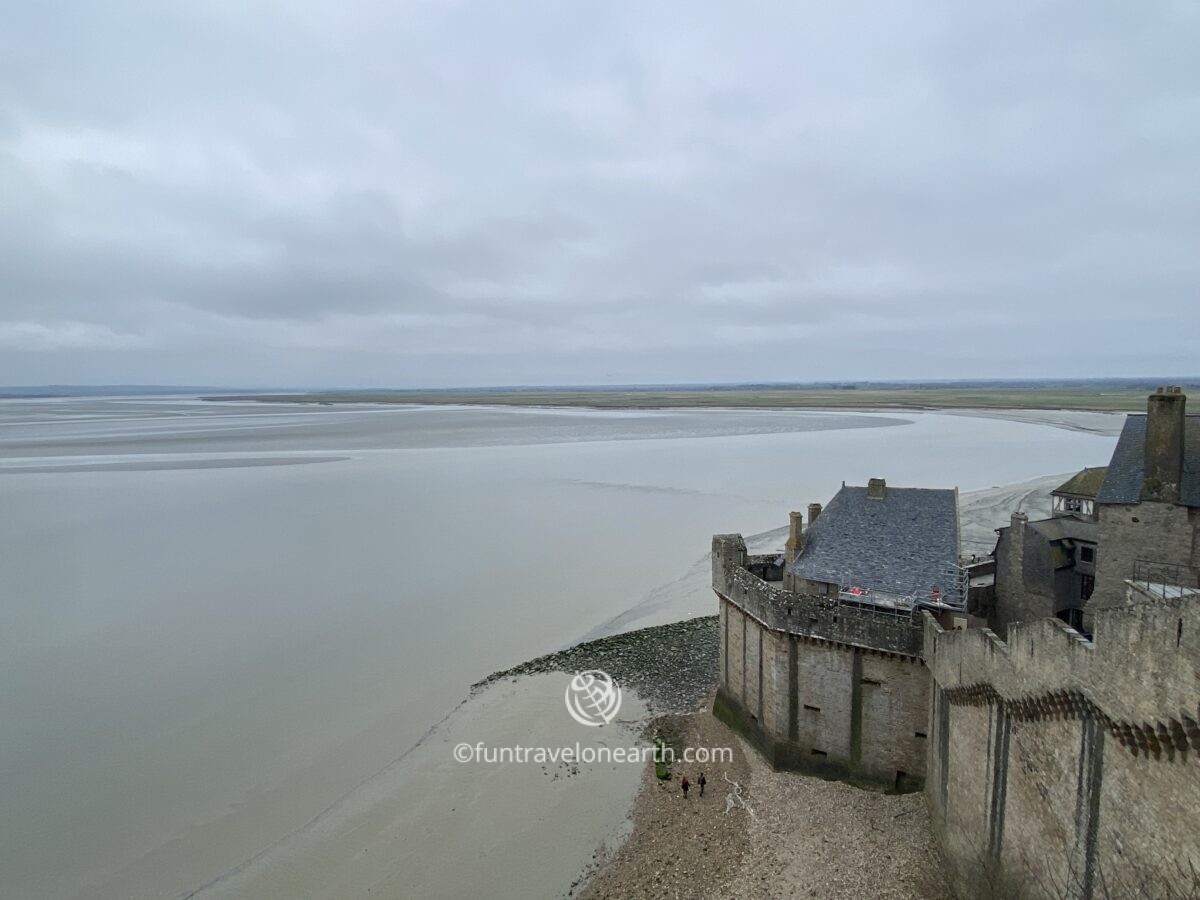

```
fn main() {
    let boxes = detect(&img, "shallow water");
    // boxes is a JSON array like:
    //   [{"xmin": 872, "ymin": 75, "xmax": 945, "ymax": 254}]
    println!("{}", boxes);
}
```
[{"xmin": 0, "ymin": 399, "xmax": 1118, "ymax": 899}]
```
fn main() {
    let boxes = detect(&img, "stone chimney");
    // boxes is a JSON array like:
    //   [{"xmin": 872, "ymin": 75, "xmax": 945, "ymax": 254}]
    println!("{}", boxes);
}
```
[
  {"xmin": 785, "ymin": 511, "xmax": 805, "ymax": 564},
  {"xmin": 1142, "ymin": 387, "xmax": 1186, "ymax": 504},
  {"xmin": 867, "ymin": 478, "xmax": 887, "ymax": 500},
  {"xmin": 807, "ymin": 502, "xmax": 822, "ymax": 525},
  {"xmin": 1009, "ymin": 510, "xmax": 1027, "ymax": 571}
]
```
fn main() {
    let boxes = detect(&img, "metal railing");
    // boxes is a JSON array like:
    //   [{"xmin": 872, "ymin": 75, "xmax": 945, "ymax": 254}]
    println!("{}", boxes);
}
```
[
  {"xmin": 1130, "ymin": 559, "xmax": 1200, "ymax": 600},
  {"xmin": 821, "ymin": 563, "xmax": 969, "ymax": 613}
]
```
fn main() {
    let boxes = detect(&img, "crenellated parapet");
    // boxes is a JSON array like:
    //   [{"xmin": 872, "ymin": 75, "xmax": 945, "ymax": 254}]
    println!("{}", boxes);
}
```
[
  {"xmin": 925, "ymin": 581, "xmax": 1200, "ymax": 760},
  {"xmin": 714, "ymin": 534, "xmax": 923, "ymax": 658},
  {"xmin": 926, "ymin": 581, "xmax": 1200, "ymax": 898},
  {"xmin": 729, "ymin": 567, "xmax": 923, "ymax": 657},
  {"xmin": 712, "ymin": 533, "xmax": 748, "ymax": 598}
]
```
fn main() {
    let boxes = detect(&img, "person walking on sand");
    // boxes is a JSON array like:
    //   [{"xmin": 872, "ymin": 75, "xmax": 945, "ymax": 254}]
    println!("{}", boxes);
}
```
[
  {"xmin": 698, "ymin": 772, "xmax": 706, "ymax": 797},
  {"xmin": 681, "ymin": 775, "xmax": 690, "ymax": 799}
]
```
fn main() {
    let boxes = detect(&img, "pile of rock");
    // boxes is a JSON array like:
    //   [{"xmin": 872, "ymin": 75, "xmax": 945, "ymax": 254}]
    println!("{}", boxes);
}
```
[{"xmin": 476, "ymin": 616, "xmax": 719, "ymax": 714}]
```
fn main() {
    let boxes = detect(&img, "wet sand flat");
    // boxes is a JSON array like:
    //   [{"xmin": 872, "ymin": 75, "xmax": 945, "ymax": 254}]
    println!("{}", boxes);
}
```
[
  {"xmin": 195, "ymin": 674, "xmax": 647, "ymax": 900},
  {"xmin": 0, "ymin": 455, "xmax": 350, "ymax": 473},
  {"xmin": 0, "ymin": 400, "xmax": 1121, "ymax": 899}
]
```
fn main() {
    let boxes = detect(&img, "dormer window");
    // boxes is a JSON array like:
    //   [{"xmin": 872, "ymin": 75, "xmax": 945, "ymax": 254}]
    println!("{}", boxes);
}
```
[{"xmin": 1053, "ymin": 495, "xmax": 1093, "ymax": 517}]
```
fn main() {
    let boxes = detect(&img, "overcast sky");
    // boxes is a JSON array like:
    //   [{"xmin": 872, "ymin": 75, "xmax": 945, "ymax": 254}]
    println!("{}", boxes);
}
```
[{"xmin": 2, "ymin": 1, "xmax": 1198, "ymax": 387}]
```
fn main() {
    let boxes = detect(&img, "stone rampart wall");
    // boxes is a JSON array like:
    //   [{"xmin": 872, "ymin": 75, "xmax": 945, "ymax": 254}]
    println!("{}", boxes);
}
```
[
  {"xmin": 925, "ymin": 584, "xmax": 1200, "ymax": 898},
  {"xmin": 716, "ymin": 598, "xmax": 928, "ymax": 789},
  {"xmin": 713, "ymin": 534, "xmax": 928, "ymax": 789}
]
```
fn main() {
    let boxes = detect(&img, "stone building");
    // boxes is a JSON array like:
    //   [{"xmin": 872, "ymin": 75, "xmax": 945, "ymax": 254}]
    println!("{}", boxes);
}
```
[
  {"xmin": 1088, "ymin": 387, "xmax": 1200, "ymax": 614},
  {"xmin": 713, "ymin": 478, "xmax": 962, "ymax": 791},
  {"xmin": 983, "ymin": 468, "xmax": 1103, "ymax": 636},
  {"xmin": 984, "ymin": 387, "xmax": 1200, "ymax": 636},
  {"xmin": 783, "ymin": 478, "xmax": 962, "ymax": 607},
  {"xmin": 711, "ymin": 388, "xmax": 1200, "ymax": 896},
  {"xmin": 1051, "ymin": 466, "xmax": 1107, "ymax": 520}
]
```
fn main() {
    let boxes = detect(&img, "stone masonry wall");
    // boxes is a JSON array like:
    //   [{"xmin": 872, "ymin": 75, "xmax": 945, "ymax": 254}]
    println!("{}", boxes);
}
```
[
  {"xmin": 860, "ymin": 651, "xmax": 929, "ymax": 790},
  {"xmin": 1089, "ymin": 500, "xmax": 1199, "ymax": 613},
  {"xmin": 794, "ymin": 639, "xmax": 854, "ymax": 764},
  {"xmin": 990, "ymin": 513, "xmax": 1069, "ymax": 638},
  {"xmin": 924, "ymin": 584, "xmax": 1200, "ymax": 898},
  {"xmin": 717, "ymin": 598, "xmax": 928, "ymax": 788},
  {"xmin": 712, "ymin": 534, "xmax": 929, "ymax": 790}
]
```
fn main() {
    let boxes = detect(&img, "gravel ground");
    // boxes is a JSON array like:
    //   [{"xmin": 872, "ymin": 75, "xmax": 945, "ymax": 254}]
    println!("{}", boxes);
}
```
[
  {"xmin": 578, "ymin": 709, "xmax": 752, "ymax": 900},
  {"xmin": 578, "ymin": 709, "xmax": 953, "ymax": 900},
  {"xmin": 725, "ymin": 737, "xmax": 953, "ymax": 900}
]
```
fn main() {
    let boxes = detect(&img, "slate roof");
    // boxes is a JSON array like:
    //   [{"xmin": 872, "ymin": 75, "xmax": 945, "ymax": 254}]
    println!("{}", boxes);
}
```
[
  {"xmin": 1095, "ymin": 415, "xmax": 1200, "ymax": 507},
  {"xmin": 788, "ymin": 485, "xmax": 960, "ymax": 599},
  {"xmin": 1052, "ymin": 467, "xmax": 1108, "ymax": 499},
  {"xmin": 1028, "ymin": 516, "xmax": 1097, "ymax": 544}
]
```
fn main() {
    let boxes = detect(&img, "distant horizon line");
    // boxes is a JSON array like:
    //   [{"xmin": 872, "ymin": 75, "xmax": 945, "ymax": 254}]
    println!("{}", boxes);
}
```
[{"xmin": 4, "ymin": 376, "xmax": 1200, "ymax": 398}]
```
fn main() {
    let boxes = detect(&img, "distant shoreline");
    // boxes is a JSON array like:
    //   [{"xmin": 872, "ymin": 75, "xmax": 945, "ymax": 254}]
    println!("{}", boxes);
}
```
[{"xmin": 200, "ymin": 385, "xmax": 1176, "ymax": 413}]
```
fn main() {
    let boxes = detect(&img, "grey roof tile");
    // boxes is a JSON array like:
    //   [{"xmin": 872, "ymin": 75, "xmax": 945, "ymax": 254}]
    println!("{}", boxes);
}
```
[
  {"xmin": 788, "ymin": 485, "xmax": 959, "ymax": 599},
  {"xmin": 1096, "ymin": 415, "xmax": 1200, "ymax": 507}
]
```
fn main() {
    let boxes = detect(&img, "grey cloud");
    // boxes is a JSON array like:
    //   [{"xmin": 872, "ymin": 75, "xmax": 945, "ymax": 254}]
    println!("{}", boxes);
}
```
[{"xmin": 1, "ymin": 1, "xmax": 1198, "ymax": 386}]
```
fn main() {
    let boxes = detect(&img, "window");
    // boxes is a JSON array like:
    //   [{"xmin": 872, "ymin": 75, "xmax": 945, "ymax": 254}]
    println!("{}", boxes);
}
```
[
  {"xmin": 1080, "ymin": 575, "xmax": 1095, "ymax": 601},
  {"xmin": 1057, "ymin": 497, "xmax": 1094, "ymax": 517},
  {"xmin": 1080, "ymin": 546, "xmax": 1095, "ymax": 563}
]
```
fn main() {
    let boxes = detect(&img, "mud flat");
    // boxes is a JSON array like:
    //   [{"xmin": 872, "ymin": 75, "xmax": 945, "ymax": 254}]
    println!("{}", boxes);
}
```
[
  {"xmin": 193, "ymin": 673, "xmax": 649, "ymax": 900},
  {"xmin": 2, "ymin": 397, "xmax": 1118, "ymax": 900},
  {"xmin": 189, "ymin": 617, "xmax": 717, "ymax": 900},
  {"xmin": 945, "ymin": 407, "xmax": 1124, "ymax": 436},
  {"xmin": 198, "ymin": 610, "xmax": 957, "ymax": 900}
]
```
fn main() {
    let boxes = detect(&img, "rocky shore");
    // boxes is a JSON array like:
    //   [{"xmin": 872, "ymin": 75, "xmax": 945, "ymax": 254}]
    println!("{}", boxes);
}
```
[{"xmin": 476, "ymin": 615, "xmax": 720, "ymax": 715}]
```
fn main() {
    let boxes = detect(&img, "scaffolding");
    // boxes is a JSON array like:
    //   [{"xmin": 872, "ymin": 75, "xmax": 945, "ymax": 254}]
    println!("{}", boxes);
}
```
[{"xmin": 829, "ymin": 562, "xmax": 969, "ymax": 613}]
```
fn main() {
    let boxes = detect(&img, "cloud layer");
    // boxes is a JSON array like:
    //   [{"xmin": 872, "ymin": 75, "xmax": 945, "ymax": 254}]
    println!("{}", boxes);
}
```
[{"xmin": 3, "ymin": 1, "xmax": 1198, "ymax": 386}]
